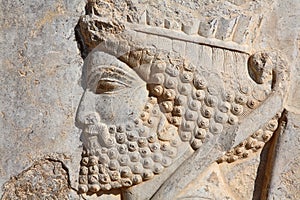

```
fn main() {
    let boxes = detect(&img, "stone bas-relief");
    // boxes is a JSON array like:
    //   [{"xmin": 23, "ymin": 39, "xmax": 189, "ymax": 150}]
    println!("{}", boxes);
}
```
[
  {"xmin": 1, "ymin": 0, "xmax": 299, "ymax": 199},
  {"xmin": 76, "ymin": 51, "xmax": 184, "ymax": 193},
  {"xmin": 76, "ymin": 47, "xmax": 288, "ymax": 198},
  {"xmin": 74, "ymin": 0, "xmax": 290, "ymax": 198}
]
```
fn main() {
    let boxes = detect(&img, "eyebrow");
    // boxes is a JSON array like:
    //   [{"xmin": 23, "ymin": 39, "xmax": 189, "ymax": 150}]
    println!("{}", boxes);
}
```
[{"xmin": 87, "ymin": 65, "xmax": 137, "ymax": 85}]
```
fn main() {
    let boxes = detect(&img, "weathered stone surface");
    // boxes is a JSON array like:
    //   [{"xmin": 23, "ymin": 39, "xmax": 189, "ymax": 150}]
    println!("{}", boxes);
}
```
[
  {"xmin": 2, "ymin": 159, "xmax": 70, "ymax": 199},
  {"xmin": 177, "ymin": 162, "xmax": 237, "ymax": 200},
  {"xmin": 176, "ymin": 151, "xmax": 261, "ymax": 200},
  {"xmin": 0, "ymin": 0, "xmax": 85, "ymax": 197},
  {"xmin": 267, "ymin": 113, "xmax": 300, "ymax": 200},
  {"xmin": 0, "ymin": 0, "xmax": 299, "ymax": 200},
  {"xmin": 219, "ymin": 152, "xmax": 262, "ymax": 199}
]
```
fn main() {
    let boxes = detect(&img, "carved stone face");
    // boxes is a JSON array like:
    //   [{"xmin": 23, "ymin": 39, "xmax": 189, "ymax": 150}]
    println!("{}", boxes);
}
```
[
  {"xmin": 77, "ymin": 51, "xmax": 148, "ymax": 126},
  {"xmin": 75, "ymin": 50, "xmax": 181, "ymax": 193},
  {"xmin": 76, "ymin": 51, "xmax": 149, "ymax": 149}
]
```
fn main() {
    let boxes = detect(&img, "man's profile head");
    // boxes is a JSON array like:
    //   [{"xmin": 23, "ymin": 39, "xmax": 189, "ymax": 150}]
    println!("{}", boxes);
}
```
[{"xmin": 75, "ymin": 49, "xmax": 185, "ymax": 193}]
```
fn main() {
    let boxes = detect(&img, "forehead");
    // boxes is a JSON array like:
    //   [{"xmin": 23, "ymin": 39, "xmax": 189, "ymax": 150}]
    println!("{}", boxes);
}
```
[{"xmin": 85, "ymin": 51, "xmax": 126, "ymax": 73}]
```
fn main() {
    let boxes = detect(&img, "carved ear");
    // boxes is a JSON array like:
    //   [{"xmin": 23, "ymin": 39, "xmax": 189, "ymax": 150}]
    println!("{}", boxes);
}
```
[
  {"xmin": 248, "ymin": 52, "xmax": 289, "ymax": 92},
  {"xmin": 248, "ymin": 52, "xmax": 272, "ymax": 84}
]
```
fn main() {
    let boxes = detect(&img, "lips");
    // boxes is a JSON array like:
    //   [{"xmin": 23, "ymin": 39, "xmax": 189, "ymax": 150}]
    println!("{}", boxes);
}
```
[{"xmin": 83, "ymin": 125, "xmax": 100, "ymax": 135}]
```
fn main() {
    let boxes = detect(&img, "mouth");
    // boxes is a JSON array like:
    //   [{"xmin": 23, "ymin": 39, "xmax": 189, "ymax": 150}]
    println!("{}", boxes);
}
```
[{"xmin": 83, "ymin": 125, "xmax": 101, "ymax": 135}]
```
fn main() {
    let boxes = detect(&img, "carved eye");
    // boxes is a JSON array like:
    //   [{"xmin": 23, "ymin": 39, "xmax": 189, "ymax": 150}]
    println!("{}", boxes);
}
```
[{"xmin": 95, "ymin": 79, "xmax": 129, "ymax": 94}]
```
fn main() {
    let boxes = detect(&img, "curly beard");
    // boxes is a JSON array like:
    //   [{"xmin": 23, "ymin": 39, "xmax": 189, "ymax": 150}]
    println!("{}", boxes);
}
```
[{"xmin": 78, "ymin": 96, "xmax": 181, "ymax": 193}]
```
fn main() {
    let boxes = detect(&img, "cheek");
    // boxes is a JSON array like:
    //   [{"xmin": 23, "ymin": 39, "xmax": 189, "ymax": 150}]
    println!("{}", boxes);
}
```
[
  {"xmin": 94, "ymin": 96, "xmax": 112, "ymax": 112},
  {"xmin": 94, "ymin": 87, "xmax": 149, "ymax": 124}
]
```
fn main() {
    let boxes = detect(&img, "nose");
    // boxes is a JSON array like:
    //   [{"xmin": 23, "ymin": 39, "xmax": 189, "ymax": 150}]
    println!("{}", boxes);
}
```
[
  {"xmin": 76, "ymin": 90, "xmax": 101, "ymax": 127},
  {"xmin": 81, "ymin": 113, "xmax": 101, "ymax": 125}
]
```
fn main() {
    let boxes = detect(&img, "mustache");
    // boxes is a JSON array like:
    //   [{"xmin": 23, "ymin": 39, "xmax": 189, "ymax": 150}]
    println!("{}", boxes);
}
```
[
  {"xmin": 81, "ymin": 123, "xmax": 115, "ymax": 148},
  {"xmin": 83, "ymin": 125, "xmax": 103, "ymax": 135}
]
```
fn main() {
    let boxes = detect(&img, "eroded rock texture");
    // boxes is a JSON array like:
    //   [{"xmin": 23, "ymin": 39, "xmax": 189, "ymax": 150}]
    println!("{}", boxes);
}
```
[{"xmin": 2, "ymin": 159, "xmax": 69, "ymax": 199}]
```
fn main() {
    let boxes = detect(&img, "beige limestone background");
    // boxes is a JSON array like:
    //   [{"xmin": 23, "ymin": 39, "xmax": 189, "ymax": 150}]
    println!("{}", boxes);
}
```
[
  {"xmin": 0, "ymin": 0, "xmax": 299, "ymax": 199},
  {"xmin": 0, "ymin": 0, "xmax": 85, "ymax": 197}
]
